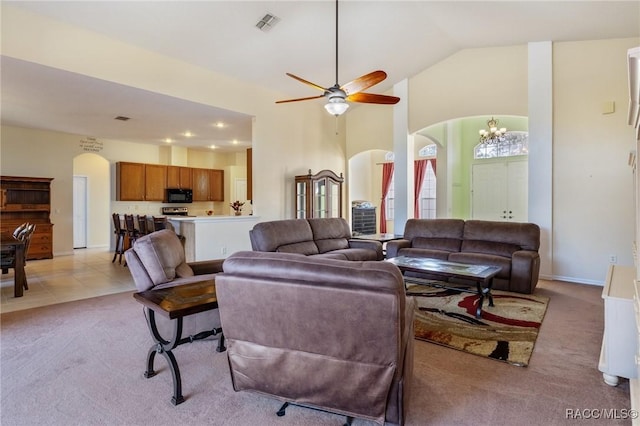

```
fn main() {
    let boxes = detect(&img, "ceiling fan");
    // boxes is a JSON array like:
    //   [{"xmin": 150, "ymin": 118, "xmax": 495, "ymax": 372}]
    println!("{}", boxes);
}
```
[{"xmin": 276, "ymin": 0, "xmax": 400, "ymax": 116}]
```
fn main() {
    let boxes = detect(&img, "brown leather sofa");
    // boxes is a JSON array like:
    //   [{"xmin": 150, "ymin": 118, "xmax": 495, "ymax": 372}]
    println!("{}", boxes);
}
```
[
  {"xmin": 215, "ymin": 251, "xmax": 415, "ymax": 425},
  {"xmin": 386, "ymin": 219, "xmax": 541, "ymax": 294},
  {"xmin": 249, "ymin": 217, "xmax": 384, "ymax": 260}
]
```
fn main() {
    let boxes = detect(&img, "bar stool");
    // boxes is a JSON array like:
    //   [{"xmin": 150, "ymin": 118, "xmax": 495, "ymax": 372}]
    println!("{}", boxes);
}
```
[
  {"xmin": 152, "ymin": 216, "xmax": 167, "ymax": 231},
  {"xmin": 137, "ymin": 215, "xmax": 149, "ymax": 236},
  {"xmin": 112, "ymin": 213, "xmax": 126, "ymax": 264},
  {"xmin": 124, "ymin": 214, "xmax": 141, "ymax": 247}
]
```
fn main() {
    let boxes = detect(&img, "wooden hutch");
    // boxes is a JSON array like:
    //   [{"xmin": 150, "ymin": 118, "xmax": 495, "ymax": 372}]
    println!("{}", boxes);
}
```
[
  {"xmin": 0, "ymin": 176, "xmax": 53, "ymax": 259},
  {"xmin": 295, "ymin": 169, "xmax": 343, "ymax": 219}
]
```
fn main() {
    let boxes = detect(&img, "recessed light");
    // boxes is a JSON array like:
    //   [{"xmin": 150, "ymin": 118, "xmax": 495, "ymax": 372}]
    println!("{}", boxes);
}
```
[
  {"xmin": 164, "ymin": 138, "xmax": 172, "ymax": 143},
  {"xmin": 215, "ymin": 122, "xmax": 225, "ymax": 128},
  {"xmin": 232, "ymin": 140, "xmax": 238, "ymax": 145},
  {"xmin": 114, "ymin": 116, "xmax": 130, "ymax": 121},
  {"xmin": 210, "ymin": 145, "xmax": 216, "ymax": 149},
  {"xmin": 184, "ymin": 131, "xmax": 193, "ymax": 138}
]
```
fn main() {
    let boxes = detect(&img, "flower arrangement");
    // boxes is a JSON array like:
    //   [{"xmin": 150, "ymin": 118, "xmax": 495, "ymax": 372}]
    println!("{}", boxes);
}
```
[{"xmin": 230, "ymin": 200, "xmax": 245, "ymax": 213}]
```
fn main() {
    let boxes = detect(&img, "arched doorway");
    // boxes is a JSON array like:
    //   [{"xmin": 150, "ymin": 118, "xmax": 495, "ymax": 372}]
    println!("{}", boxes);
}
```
[{"xmin": 73, "ymin": 153, "xmax": 110, "ymax": 249}]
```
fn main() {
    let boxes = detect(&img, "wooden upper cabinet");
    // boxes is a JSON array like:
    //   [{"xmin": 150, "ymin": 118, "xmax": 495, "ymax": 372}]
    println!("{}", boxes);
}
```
[
  {"xmin": 118, "ymin": 162, "xmax": 218, "ymax": 202},
  {"xmin": 117, "ymin": 162, "xmax": 145, "ymax": 201},
  {"xmin": 210, "ymin": 169, "xmax": 224, "ymax": 201},
  {"xmin": 167, "ymin": 166, "xmax": 193, "ymax": 189},
  {"xmin": 192, "ymin": 168, "xmax": 210, "ymax": 201},
  {"xmin": 192, "ymin": 168, "xmax": 224, "ymax": 201},
  {"xmin": 144, "ymin": 164, "xmax": 167, "ymax": 201}
]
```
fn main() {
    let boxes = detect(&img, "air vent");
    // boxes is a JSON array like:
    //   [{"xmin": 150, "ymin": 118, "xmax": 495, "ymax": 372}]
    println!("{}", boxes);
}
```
[
  {"xmin": 114, "ymin": 116, "xmax": 130, "ymax": 121},
  {"xmin": 256, "ymin": 13, "xmax": 279, "ymax": 32}
]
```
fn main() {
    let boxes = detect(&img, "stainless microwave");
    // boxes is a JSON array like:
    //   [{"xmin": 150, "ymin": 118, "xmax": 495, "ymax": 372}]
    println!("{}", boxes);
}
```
[{"xmin": 166, "ymin": 188, "xmax": 193, "ymax": 203}]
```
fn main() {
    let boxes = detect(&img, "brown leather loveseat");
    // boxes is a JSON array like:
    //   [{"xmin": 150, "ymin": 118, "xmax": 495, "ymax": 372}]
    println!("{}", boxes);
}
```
[
  {"xmin": 215, "ymin": 251, "xmax": 415, "ymax": 425},
  {"xmin": 249, "ymin": 217, "xmax": 383, "ymax": 260},
  {"xmin": 386, "ymin": 219, "xmax": 541, "ymax": 294}
]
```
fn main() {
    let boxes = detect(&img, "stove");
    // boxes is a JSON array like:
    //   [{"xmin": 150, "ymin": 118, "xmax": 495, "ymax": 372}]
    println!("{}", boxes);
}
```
[{"xmin": 161, "ymin": 206, "xmax": 189, "ymax": 216}]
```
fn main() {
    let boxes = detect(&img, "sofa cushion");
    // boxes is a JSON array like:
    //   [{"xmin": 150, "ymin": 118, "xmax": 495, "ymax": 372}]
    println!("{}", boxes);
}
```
[
  {"xmin": 308, "ymin": 217, "xmax": 351, "ymax": 253},
  {"xmin": 460, "ymin": 239, "xmax": 521, "ymax": 258},
  {"xmin": 276, "ymin": 241, "xmax": 320, "ymax": 256},
  {"xmin": 326, "ymin": 248, "xmax": 380, "ymax": 261},
  {"xmin": 404, "ymin": 219, "xmax": 465, "ymax": 241},
  {"xmin": 463, "ymin": 220, "xmax": 540, "ymax": 251},
  {"xmin": 132, "ymin": 229, "xmax": 194, "ymax": 286},
  {"xmin": 397, "ymin": 247, "xmax": 451, "ymax": 261},
  {"xmin": 412, "ymin": 237, "xmax": 462, "ymax": 252},
  {"xmin": 250, "ymin": 219, "xmax": 317, "ymax": 253}
]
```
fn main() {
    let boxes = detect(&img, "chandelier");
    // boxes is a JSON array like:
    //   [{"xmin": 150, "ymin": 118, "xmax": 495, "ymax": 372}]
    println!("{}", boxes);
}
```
[{"xmin": 478, "ymin": 117, "xmax": 507, "ymax": 143}]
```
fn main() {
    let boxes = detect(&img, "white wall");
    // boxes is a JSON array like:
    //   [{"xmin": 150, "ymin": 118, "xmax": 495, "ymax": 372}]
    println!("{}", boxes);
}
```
[
  {"xmin": 552, "ymin": 39, "xmax": 637, "ymax": 283},
  {"xmin": 346, "ymin": 39, "xmax": 639, "ymax": 285},
  {"xmin": 1, "ymin": 6, "xmax": 346, "ymax": 257}
]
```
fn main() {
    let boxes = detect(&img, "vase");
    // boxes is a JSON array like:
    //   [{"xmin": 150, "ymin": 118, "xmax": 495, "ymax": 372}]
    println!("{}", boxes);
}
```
[{"xmin": 234, "ymin": 211, "xmax": 241, "ymax": 216}]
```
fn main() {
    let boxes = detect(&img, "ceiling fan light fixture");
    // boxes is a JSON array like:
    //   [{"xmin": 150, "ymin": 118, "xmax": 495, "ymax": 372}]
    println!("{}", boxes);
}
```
[{"xmin": 324, "ymin": 97, "xmax": 349, "ymax": 116}]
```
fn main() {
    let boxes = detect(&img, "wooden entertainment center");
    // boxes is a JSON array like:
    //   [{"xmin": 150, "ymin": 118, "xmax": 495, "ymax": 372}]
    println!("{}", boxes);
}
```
[{"xmin": 0, "ymin": 176, "xmax": 53, "ymax": 259}]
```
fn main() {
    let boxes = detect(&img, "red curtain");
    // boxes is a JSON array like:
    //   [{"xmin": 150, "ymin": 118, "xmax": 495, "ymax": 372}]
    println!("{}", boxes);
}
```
[
  {"xmin": 380, "ymin": 162, "xmax": 394, "ymax": 233},
  {"xmin": 414, "ymin": 160, "xmax": 428, "ymax": 218},
  {"xmin": 428, "ymin": 158, "xmax": 436, "ymax": 177}
]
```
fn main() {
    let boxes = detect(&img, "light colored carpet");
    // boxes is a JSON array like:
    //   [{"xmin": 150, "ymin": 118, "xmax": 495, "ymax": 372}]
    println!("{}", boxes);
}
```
[
  {"xmin": 409, "ymin": 285, "xmax": 549, "ymax": 366},
  {"xmin": 0, "ymin": 280, "xmax": 632, "ymax": 425}
]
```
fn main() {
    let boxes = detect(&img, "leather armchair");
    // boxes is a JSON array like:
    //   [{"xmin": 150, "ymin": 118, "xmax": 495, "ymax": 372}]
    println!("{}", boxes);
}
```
[
  {"xmin": 215, "ymin": 251, "xmax": 415, "ymax": 425},
  {"xmin": 125, "ymin": 229, "xmax": 224, "ymax": 339}
]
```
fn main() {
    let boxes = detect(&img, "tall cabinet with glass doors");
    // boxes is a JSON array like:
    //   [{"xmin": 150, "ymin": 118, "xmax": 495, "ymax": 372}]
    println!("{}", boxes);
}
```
[{"xmin": 295, "ymin": 169, "xmax": 343, "ymax": 219}]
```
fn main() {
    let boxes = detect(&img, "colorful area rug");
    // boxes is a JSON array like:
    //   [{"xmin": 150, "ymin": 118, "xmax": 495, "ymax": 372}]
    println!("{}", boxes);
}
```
[{"xmin": 408, "ymin": 284, "xmax": 549, "ymax": 367}]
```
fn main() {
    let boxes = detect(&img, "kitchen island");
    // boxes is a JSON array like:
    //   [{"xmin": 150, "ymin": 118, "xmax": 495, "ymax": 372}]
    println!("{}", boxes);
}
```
[{"xmin": 167, "ymin": 215, "xmax": 260, "ymax": 262}]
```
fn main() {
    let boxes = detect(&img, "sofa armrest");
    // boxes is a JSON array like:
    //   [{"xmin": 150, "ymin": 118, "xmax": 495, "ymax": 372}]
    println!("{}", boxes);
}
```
[
  {"xmin": 510, "ymin": 250, "xmax": 541, "ymax": 294},
  {"xmin": 188, "ymin": 259, "xmax": 225, "ymax": 275},
  {"xmin": 385, "ymin": 239, "xmax": 411, "ymax": 259},
  {"xmin": 348, "ymin": 239, "xmax": 384, "ymax": 260}
]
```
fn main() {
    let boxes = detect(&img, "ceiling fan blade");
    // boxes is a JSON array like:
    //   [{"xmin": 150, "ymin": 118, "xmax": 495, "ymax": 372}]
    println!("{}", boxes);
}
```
[
  {"xmin": 347, "ymin": 92, "xmax": 400, "ymax": 105},
  {"xmin": 286, "ymin": 73, "xmax": 327, "ymax": 92},
  {"xmin": 340, "ymin": 70, "xmax": 387, "ymax": 96},
  {"xmin": 275, "ymin": 94, "xmax": 325, "ymax": 104}
]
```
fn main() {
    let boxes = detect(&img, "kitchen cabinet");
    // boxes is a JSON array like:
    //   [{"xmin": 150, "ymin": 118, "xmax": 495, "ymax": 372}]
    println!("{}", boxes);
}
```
[
  {"xmin": 192, "ymin": 168, "xmax": 211, "ymax": 201},
  {"xmin": 144, "ymin": 164, "xmax": 167, "ymax": 201},
  {"xmin": 167, "ymin": 166, "xmax": 192, "ymax": 190},
  {"xmin": 0, "ymin": 176, "xmax": 54, "ymax": 259},
  {"xmin": 193, "ymin": 168, "xmax": 224, "ymax": 201},
  {"xmin": 118, "ymin": 162, "xmax": 220, "ymax": 201},
  {"xmin": 210, "ymin": 169, "xmax": 224, "ymax": 201},
  {"xmin": 295, "ymin": 169, "xmax": 343, "ymax": 219},
  {"xmin": 117, "ymin": 162, "xmax": 167, "ymax": 201},
  {"xmin": 116, "ymin": 162, "xmax": 145, "ymax": 201}
]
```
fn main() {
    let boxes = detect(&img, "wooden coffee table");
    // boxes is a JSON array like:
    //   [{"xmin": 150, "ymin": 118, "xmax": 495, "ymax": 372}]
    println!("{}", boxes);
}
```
[
  {"xmin": 386, "ymin": 256, "xmax": 501, "ymax": 318},
  {"xmin": 133, "ymin": 279, "xmax": 225, "ymax": 405}
]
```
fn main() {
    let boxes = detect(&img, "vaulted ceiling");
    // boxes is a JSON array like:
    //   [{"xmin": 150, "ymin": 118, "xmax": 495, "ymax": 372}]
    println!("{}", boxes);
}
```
[{"xmin": 2, "ymin": 1, "xmax": 639, "ymax": 151}]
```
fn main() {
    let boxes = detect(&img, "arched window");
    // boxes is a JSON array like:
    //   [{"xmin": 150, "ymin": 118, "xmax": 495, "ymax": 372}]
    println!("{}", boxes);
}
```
[{"xmin": 474, "ymin": 131, "xmax": 529, "ymax": 159}]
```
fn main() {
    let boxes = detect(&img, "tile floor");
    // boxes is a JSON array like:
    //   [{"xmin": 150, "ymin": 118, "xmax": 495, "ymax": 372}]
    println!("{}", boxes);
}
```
[{"xmin": 0, "ymin": 248, "xmax": 135, "ymax": 314}]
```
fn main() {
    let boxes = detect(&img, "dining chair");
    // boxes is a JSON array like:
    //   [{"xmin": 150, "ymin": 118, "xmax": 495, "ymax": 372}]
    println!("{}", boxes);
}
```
[
  {"xmin": 2, "ymin": 223, "xmax": 28, "ymax": 274},
  {"xmin": 1, "ymin": 223, "xmax": 35, "ymax": 294},
  {"xmin": 112, "ymin": 213, "xmax": 126, "ymax": 264}
]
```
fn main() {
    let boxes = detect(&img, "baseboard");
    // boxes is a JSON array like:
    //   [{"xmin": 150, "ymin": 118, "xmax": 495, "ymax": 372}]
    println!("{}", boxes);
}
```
[{"xmin": 548, "ymin": 274, "xmax": 604, "ymax": 286}]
